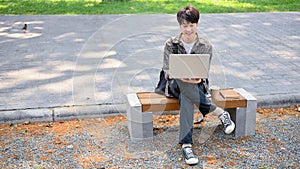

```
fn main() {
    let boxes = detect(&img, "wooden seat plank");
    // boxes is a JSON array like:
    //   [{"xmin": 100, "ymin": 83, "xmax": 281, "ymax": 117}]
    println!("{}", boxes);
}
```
[
  {"xmin": 137, "ymin": 92, "xmax": 179, "ymax": 112},
  {"xmin": 137, "ymin": 89, "xmax": 247, "ymax": 112},
  {"xmin": 212, "ymin": 89, "xmax": 247, "ymax": 108}
]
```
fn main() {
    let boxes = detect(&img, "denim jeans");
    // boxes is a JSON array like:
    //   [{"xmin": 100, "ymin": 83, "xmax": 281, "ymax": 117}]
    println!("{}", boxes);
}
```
[{"xmin": 175, "ymin": 79, "xmax": 217, "ymax": 144}]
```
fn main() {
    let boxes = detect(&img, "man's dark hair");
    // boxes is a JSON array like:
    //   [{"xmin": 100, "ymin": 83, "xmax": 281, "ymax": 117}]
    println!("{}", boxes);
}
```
[{"xmin": 177, "ymin": 6, "xmax": 200, "ymax": 25}]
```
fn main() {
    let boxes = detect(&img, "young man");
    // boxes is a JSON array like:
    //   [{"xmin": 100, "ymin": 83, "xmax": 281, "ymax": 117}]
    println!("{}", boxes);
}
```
[{"xmin": 161, "ymin": 6, "xmax": 235, "ymax": 165}]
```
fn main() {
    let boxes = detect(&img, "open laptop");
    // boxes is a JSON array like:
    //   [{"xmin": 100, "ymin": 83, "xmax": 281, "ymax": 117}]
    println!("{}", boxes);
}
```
[{"xmin": 169, "ymin": 54, "xmax": 210, "ymax": 78}]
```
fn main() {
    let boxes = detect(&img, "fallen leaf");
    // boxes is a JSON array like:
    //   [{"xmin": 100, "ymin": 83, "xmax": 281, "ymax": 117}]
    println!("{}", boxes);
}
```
[
  {"xmin": 240, "ymin": 148, "xmax": 246, "ymax": 151},
  {"xmin": 40, "ymin": 155, "xmax": 48, "ymax": 161},
  {"xmin": 228, "ymin": 161, "xmax": 235, "ymax": 166},
  {"xmin": 46, "ymin": 149, "xmax": 54, "ymax": 154},
  {"xmin": 207, "ymin": 155, "xmax": 217, "ymax": 164}
]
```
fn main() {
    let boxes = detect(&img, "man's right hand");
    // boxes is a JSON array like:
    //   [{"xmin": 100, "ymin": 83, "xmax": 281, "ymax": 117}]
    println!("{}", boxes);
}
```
[{"xmin": 180, "ymin": 78, "xmax": 202, "ymax": 84}]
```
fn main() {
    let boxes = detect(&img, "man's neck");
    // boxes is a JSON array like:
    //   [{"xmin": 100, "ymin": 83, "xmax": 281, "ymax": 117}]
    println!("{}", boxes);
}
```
[{"xmin": 181, "ymin": 33, "xmax": 197, "ymax": 44}]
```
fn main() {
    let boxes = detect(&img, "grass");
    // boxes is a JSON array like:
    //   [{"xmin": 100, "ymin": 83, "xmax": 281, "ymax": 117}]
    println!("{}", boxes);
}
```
[{"xmin": 0, "ymin": 0, "xmax": 299, "ymax": 15}]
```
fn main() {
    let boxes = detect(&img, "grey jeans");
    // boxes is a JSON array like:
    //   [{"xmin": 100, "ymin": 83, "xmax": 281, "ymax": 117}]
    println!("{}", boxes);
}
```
[{"xmin": 175, "ymin": 79, "xmax": 217, "ymax": 144}]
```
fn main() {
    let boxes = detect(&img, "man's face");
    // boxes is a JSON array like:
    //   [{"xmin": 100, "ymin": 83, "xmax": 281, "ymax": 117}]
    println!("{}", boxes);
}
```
[{"xmin": 179, "ymin": 21, "xmax": 198, "ymax": 40}]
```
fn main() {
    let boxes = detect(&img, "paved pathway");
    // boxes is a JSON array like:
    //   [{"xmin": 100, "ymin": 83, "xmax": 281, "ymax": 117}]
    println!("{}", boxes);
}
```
[{"xmin": 0, "ymin": 13, "xmax": 299, "ymax": 123}]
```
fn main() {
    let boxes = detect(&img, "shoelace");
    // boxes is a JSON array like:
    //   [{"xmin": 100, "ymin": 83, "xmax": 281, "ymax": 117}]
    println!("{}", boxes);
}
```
[
  {"xmin": 221, "ymin": 113, "xmax": 231, "ymax": 126},
  {"xmin": 184, "ymin": 147, "xmax": 195, "ymax": 158}
]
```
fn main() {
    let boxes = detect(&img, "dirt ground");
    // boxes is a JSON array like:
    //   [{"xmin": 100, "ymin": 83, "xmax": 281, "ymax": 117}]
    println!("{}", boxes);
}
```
[{"xmin": 0, "ymin": 105, "xmax": 299, "ymax": 168}]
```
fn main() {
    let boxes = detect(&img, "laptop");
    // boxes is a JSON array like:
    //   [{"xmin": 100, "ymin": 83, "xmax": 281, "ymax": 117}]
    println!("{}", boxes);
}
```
[{"xmin": 169, "ymin": 54, "xmax": 210, "ymax": 78}]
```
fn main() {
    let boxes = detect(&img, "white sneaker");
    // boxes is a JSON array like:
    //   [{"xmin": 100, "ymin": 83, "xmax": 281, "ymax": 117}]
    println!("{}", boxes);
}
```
[
  {"xmin": 219, "ymin": 111, "xmax": 235, "ymax": 134},
  {"xmin": 182, "ymin": 146, "xmax": 199, "ymax": 165}
]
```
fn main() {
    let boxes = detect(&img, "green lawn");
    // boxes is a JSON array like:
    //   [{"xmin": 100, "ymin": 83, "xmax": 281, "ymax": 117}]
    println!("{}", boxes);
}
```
[{"xmin": 0, "ymin": 0, "xmax": 299, "ymax": 15}]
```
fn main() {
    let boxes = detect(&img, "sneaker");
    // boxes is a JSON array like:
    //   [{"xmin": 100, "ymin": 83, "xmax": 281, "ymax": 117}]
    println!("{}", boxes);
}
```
[
  {"xmin": 219, "ymin": 111, "xmax": 235, "ymax": 134},
  {"xmin": 182, "ymin": 146, "xmax": 199, "ymax": 165},
  {"xmin": 194, "ymin": 115, "xmax": 204, "ymax": 124}
]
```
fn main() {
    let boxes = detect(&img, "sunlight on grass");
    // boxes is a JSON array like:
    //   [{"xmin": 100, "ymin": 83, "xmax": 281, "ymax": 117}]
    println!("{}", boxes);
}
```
[{"xmin": 0, "ymin": 0, "xmax": 299, "ymax": 14}]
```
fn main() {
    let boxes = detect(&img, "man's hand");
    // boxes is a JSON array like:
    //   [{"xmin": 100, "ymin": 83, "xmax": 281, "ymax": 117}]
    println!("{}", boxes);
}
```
[{"xmin": 180, "ymin": 78, "xmax": 202, "ymax": 84}]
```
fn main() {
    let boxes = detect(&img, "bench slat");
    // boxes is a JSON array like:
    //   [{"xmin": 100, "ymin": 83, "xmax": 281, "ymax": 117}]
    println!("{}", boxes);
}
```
[
  {"xmin": 137, "ymin": 92, "xmax": 179, "ymax": 112},
  {"xmin": 213, "ymin": 89, "xmax": 247, "ymax": 108},
  {"xmin": 142, "ymin": 103, "xmax": 180, "ymax": 112},
  {"xmin": 136, "ymin": 89, "xmax": 247, "ymax": 112},
  {"xmin": 214, "ymin": 99, "xmax": 247, "ymax": 108}
]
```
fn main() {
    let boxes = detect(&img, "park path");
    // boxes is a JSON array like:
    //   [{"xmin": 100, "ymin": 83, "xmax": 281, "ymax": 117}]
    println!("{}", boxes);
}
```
[{"xmin": 0, "ymin": 13, "xmax": 299, "ymax": 123}]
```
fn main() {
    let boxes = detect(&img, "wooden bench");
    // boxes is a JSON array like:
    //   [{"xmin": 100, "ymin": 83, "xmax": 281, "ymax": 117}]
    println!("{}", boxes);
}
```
[{"xmin": 126, "ymin": 88, "xmax": 257, "ymax": 141}]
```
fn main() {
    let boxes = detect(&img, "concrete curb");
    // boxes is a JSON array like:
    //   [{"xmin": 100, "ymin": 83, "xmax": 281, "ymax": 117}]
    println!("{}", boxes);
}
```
[
  {"xmin": 0, "ymin": 104, "xmax": 126, "ymax": 124},
  {"xmin": 257, "ymin": 93, "xmax": 300, "ymax": 108},
  {"xmin": 0, "ymin": 109, "xmax": 53, "ymax": 124}
]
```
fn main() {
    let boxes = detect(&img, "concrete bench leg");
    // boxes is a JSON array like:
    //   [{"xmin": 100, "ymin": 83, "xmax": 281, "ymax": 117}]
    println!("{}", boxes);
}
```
[
  {"xmin": 126, "ymin": 94, "xmax": 153, "ymax": 141},
  {"xmin": 228, "ymin": 88, "xmax": 257, "ymax": 137},
  {"xmin": 227, "ymin": 107, "xmax": 254, "ymax": 137}
]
